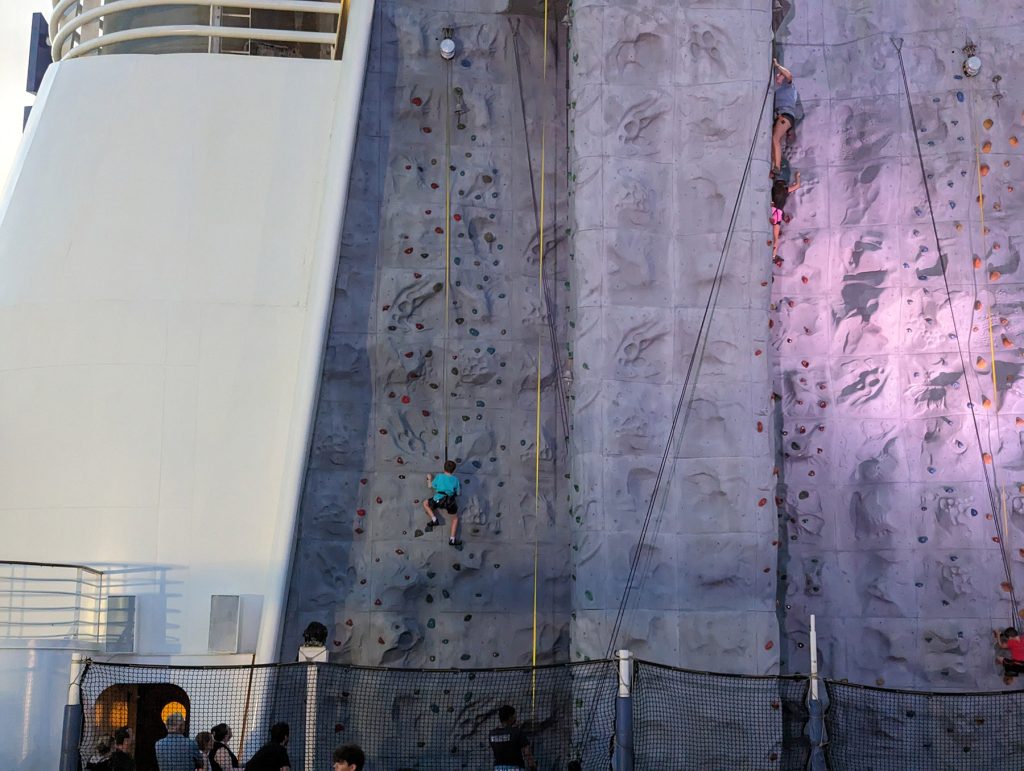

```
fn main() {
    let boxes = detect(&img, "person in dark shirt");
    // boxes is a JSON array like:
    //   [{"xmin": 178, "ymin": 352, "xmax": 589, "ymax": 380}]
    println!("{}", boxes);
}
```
[
  {"xmin": 244, "ymin": 722, "xmax": 290, "ymax": 771},
  {"xmin": 488, "ymin": 705, "xmax": 537, "ymax": 771},
  {"xmin": 109, "ymin": 727, "xmax": 136, "ymax": 771},
  {"xmin": 85, "ymin": 734, "xmax": 114, "ymax": 770},
  {"xmin": 208, "ymin": 723, "xmax": 240, "ymax": 770},
  {"xmin": 332, "ymin": 744, "xmax": 365, "ymax": 771}
]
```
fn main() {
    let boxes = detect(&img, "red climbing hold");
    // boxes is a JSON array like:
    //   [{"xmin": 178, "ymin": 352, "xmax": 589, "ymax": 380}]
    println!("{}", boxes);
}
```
[
  {"xmin": 435, "ymin": 227, "xmax": 444, "ymax": 234},
  {"xmin": 396, "ymin": 548, "xmax": 405, "ymax": 555},
  {"xmin": 360, "ymin": 478, "xmax": 367, "ymax": 485},
  {"xmin": 801, "ymin": 360, "xmax": 810, "ymax": 368},
  {"xmin": 758, "ymin": 498, "xmax": 768, "ymax": 507},
  {"xmin": 376, "ymin": 496, "xmax": 383, "ymax": 504},
  {"xmin": 345, "ymin": 618, "xmax": 353, "ymax": 626},
  {"xmin": 401, "ymin": 395, "xmax": 411, "ymax": 404},
  {"xmin": 764, "ymin": 641, "xmax": 775, "ymax": 651},
  {"xmin": 422, "ymin": 127, "xmax": 432, "ymax": 134},
  {"xmin": 453, "ymin": 213, "xmax": 462, "ymax": 222},
  {"xmin": 357, "ymin": 509, "xmax": 366, "ymax": 517},
  {"xmin": 411, "ymin": 97, "xmax": 422, "ymax": 106},
  {"xmin": 404, "ymin": 351, "xmax": 414, "ymax": 358},
  {"xmin": 374, "ymin": 598, "xmax": 382, "ymax": 606},
  {"xmin": 415, "ymin": 323, "xmax": 425, "ymax": 330},
  {"xmin": 757, "ymin": 421, "xmax": 764, "ymax": 433},
  {"xmin": 422, "ymin": 410, "xmax": 431, "ymax": 416},
  {"xmin": 414, "ymin": 272, "xmax": 422, "ymax": 279}
]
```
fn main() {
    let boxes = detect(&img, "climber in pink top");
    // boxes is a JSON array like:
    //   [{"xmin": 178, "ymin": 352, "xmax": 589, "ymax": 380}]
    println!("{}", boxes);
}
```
[{"xmin": 770, "ymin": 170, "xmax": 801, "ymax": 261}]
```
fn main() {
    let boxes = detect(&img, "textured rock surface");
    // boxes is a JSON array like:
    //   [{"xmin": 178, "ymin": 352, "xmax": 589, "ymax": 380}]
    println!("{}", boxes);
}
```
[
  {"xmin": 772, "ymin": 1, "xmax": 1024, "ymax": 689},
  {"xmin": 282, "ymin": 0, "xmax": 1024, "ymax": 691},
  {"xmin": 566, "ymin": 1, "xmax": 778, "ymax": 673},
  {"xmin": 282, "ymin": 1, "xmax": 573, "ymax": 667}
]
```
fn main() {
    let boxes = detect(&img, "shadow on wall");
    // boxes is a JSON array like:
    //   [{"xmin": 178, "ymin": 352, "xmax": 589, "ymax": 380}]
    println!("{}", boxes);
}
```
[{"xmin": 278, "ymin": 3, "xmax": 391, "ymax": 659}]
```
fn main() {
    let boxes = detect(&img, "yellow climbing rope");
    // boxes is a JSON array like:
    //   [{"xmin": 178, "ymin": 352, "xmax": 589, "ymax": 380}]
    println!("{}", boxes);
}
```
[
  {"xmin": 531, "ymin": 0, "xmax": 550, "ymax": 718},
  {"xmin": 443, "ymin": 54, "xmax": 453, "ymax": 461}
]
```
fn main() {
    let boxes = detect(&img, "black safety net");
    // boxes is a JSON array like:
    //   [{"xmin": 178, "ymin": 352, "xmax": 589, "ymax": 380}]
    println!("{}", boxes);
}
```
[
  {"xmin": 78, "ymin": 659, "xmax": 617, "ymax": 770},
  {"xmin": 632, "ymin": 661, "xmax": 810, "ymax": 770},
  {"xmin": 824, "ymin": 680, "xmax": 1024, "ymax": 771}
]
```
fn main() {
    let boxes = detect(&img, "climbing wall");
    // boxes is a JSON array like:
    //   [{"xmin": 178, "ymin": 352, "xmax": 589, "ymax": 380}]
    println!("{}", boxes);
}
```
[
  {"xmin": 281, "ymin": 1, "xmax": 573, "ymax": 667},
  {"xmin": 772, "ymin": 1, "xmax": 1024, "ymax": 688},
  {"xmin": 566, "ymin": 3, "xmax": 780, "ymax": 672}
]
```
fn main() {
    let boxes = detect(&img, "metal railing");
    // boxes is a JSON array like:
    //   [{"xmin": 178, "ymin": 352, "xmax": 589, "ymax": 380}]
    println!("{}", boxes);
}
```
[
  {"xmin": 0, "ymin": 560, "xmax": 106, "ymax": 648},
  {"xmin": 50, "ymin": 0, "xmax": 348, "ymax": 62}
]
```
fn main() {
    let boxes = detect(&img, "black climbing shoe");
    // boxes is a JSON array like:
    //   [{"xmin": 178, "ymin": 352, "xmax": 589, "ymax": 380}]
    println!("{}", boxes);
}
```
[
  {"xmin": 449, "ymin": 537, "xmax": 462, "ymax": 547},
  {"xmin": 427, "ymin": 519, "xmax": 440, "ymax": 531}
]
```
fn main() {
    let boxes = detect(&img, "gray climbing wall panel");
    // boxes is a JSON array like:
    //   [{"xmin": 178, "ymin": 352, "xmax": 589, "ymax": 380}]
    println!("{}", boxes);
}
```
[
  {"xmin": 282, "ymin": 0, "xmax": 1024, "ymax": 692},
  {"xmin": 282, "ymin": 1, "xmax": 573, "ymax": 667},
  {"xmin": 772, "ymin": 0, "xmax": 1024, "ymax": 689},
  {"xmin": 566, "ymin": 2, "xmax": 779, "ymax": 673}
]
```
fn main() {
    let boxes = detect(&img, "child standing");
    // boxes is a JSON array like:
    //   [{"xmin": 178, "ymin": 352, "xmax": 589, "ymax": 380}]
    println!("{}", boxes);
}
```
[{"xmin": 422, "ymin": 459, "xmax": 462, "ymax": 546}]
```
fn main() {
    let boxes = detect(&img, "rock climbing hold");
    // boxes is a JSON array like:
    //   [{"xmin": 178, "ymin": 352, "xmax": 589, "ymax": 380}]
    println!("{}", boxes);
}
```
[
  {"xmin": 982, "ymin": 140, "xmax": 992, "ymax": 152},
  {"xmin": 980, "ymin": 163, "xmax": 990, "ymax": 176},
  {"xmin": 983, "ymin": 452, "xmax": 993, "ymax": 464},
  {"xmin": 1011, "ymin": 136, "xmax": 1020, "ymax": 147},
  {"xmin": 984, "ymin": 118, "xmax": 994, "ymax": 129}
]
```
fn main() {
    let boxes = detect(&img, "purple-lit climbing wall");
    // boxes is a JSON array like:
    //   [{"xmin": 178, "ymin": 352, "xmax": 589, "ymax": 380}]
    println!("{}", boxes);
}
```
[
  {"xmin": 281, "ymin": 2, "xmax": 573, "ymax": 666},
  {"xmin": 566, "ymin": 3, "xmax": 779, "ymax": 673},
  {"xmin": 772, "ymin": 1, "xmax": 1024, "ymax": 689}
]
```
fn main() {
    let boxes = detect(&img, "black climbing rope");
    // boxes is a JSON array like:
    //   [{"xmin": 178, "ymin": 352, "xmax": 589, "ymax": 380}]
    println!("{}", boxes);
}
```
[{"xmin": 891, "ymin": 36, "xmax": 1020, "ymax": 625}]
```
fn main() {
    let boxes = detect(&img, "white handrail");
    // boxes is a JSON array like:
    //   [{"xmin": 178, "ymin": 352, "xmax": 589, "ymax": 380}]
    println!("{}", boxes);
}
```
[
  {"xmin": 65, "ymin": 24, "xmax": 335, "ymax": 60},
  {"xmin": 51, "ymin": 0, "xmax": 343, "ymax": 62}
]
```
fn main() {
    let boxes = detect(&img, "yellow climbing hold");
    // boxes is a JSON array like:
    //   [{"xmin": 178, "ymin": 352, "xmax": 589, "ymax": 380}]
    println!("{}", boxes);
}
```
[{"xmin": 984, "ymin": 118, "xmax": 994, "ymax": 130}]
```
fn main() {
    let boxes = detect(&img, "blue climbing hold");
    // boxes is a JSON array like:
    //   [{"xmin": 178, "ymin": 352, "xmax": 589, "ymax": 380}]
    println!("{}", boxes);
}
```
[
  {"xmin": 918, "ymin": 536, "xmax": 928, "ymax": 543},
  {"xmin": 927, "ymin": 466, "xmax": 936, "ymax": 474},
  {"xmin": 956, "ymin": 91, "xmax": 964, "ymax": 102}
]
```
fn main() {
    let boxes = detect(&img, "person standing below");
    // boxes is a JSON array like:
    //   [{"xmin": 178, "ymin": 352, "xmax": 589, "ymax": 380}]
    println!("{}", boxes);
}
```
[
  {"xmin": 208, "ymin": 723, "xmax": 240, "ymax": 770},
  {"xmin": 489, "ymin": 705, "xmax": 537, "ymax": 771},
  {"xmin": 421, "ymin": 459, "xmax": 462, "ymax": 546},
  {"xmin": 771, "ymin": 58, "xmax": 798, "ymax": 177},
  {"xmin": 155, "ymin": 713, "xmax": 204, "ymax": 771},
  {"xmin": 86, "ymin": 734, "xmax": 114, "ymax": 770},
  {"xmin": 196, "ymin": 733, "xmax": 214, "ymax": 771},
  {"xmin": 244, "ymin": 722, "xmax": 290, "ymax": 771},
  {"xmin": 109, "ymin": 727, "xmax": 136, "ymax": 771},
  {"xmin": 332, "ymin": 744, "xmax": 365, "ymax": 771}
]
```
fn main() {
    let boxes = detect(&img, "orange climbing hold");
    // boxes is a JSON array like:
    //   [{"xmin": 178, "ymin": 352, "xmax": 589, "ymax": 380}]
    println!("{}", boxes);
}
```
[
  {"xmin": 990, "ymin": 270, "xmax": 1002, "ymax": 281},
  {"xmin": 1011, "ymin": 136, "xmax": 1020, "ymax": 147},
  {"xmin": 982, "ymin": 396, "xmax": 992, "ymax": 408},
  {"xmin": 980, "ymin": 163, "xmax": 990, "ymax": 176},
  {"xmin": 977, "ymin": 356, "xmax": 988, "ymax": 369},
  {"xmin": 984, "ymin": 118, "xmax": 994, "ymax": 130},
  {"xmin": 1003, "ymin": 335, "xmax": 1013, "ymax": 348},
  {"xmin": 982, "ymin": 140, "xmax": 993, "ymax": 152},
  {"xmin": 983, "ymin": 452, "xmax": 993, "ymax": 464},
  {"xmin": 975, "ymin": 300, "xmax": 983, "ymax": 311}
]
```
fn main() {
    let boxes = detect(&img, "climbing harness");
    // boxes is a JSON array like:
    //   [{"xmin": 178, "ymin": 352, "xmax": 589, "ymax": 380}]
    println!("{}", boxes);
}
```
[{"xmin": 892, "ymin": 36, "xmax": 1019, "ymax": 624}]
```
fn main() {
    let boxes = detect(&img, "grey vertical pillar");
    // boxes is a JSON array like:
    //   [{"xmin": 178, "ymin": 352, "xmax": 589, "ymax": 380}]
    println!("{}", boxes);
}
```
[
  {"xmin": 567, "ymin": 2, "xmax": 778, "ymax": 672},
  {"xmin": 613, "ymin": 649, "xmax": 634, "ymax": 771},
  {"xmin": 58, "ymin": 653, "xmax": 84, "ymax": 771}
]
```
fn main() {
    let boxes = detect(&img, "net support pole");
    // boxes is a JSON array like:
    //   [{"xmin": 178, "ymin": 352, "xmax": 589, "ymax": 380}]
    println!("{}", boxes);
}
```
[
  {"xmin": 806, "ymin": 615, "xmax": 827, "ymax": 771},
  {"xmin": 809, "ymin": 614, "xmax": 819, "ymax": 701},
  {"xmin": 58, "ymin": 652, "xmax": 85, "ymax": 771},
  {"xmin": 304, "ymin": 661, "xmax": 319, "ymax": 771},
  {"xmin": 614, "ymin": 649, "xmax": 634, "ymax": 771}
]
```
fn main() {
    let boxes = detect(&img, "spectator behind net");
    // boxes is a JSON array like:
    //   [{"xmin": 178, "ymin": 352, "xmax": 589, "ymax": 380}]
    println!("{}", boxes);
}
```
[
  {"xmin": 154, "ymin": 712, "xmax": 204, "ymax": 771},
  {"xmin": 110, "ymin": 726, "xmax": 136, "ymax": 771},
  {"xmin": 86, "ymin": 733, "xmax": 114, "ymax": 770},
  {"xmin": 489, "ymin": 705, "xmax": 537, "ymax": 771},
  {"xmin": 209, "ymin": 723, "xmax": 240, "ymax": 770},
  {"xmin": 195, "ymin": 732, "xmax": 213, "ymax": 771},
  {"xmin": 244, "ymin": 722, "xmax": 290, "ymax": 771},
  {"xmin": 332, "ymin": 744, "xmax": 365, "ymax": 771}
]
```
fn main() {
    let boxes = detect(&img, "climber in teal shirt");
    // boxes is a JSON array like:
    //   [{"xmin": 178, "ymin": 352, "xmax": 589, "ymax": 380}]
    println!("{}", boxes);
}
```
[{"xmin": 422, "ymin": 459, "xmax": 462, "ymax": 546}]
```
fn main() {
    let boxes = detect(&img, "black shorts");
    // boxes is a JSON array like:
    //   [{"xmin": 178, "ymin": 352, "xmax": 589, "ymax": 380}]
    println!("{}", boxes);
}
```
[
  {"xmin": 1003, "ymin": 659, "xmax": 1024, "ymax": 676},
  {"xmin": 429, "ymin": 496, "xmax": 458, "ymax": 515}
]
